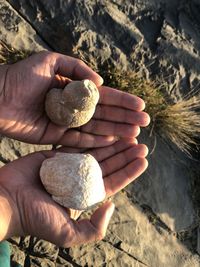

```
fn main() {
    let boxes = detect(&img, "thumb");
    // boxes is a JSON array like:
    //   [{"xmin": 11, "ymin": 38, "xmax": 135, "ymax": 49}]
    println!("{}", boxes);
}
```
[
  {"xmin": 90, "ymin": 201, "xmax": 115, "ymax": 238},
  {"xmin": 54, "ymin": 54, "xmax": 104, "ymax": 87},
  {"xmin": 64, "ymin": 201, "xmax": 115, "ymax": 247}
]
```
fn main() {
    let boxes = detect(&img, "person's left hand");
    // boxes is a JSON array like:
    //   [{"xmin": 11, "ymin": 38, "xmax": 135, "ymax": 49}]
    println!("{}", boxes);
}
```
[
  {"xmin": 0, "ymin": 51, "xmax": 150, "ymax": 147},
  {"xmin": 0, "ymin": 139, "xmax": 148, "ymax": 246}
]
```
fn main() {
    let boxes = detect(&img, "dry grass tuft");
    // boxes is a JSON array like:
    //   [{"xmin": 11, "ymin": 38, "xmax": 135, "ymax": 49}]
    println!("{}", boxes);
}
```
[
  {"xmin": 157, "ymin": 96, "xmax": 200, "ymax": 154},
  {"xmin": 0, "ymin": 40, "xmax": 31, "ymax": 64},
  {"xmin": 100, "ymin": 67, "xmax": 200, "ymax": 155},
  {"xmin": 100, "ymin": 68, "xmax": 167, "ymax": 119}
]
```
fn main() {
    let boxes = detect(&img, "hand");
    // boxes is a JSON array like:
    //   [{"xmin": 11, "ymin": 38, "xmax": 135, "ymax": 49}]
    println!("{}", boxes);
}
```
[
  {"xmin": 0, "ymin": 51, "xmax": 150, "ymax": 147},
  {"xmin": 0, "ymin": 139, "xmax": 148, "ymax": 246}
]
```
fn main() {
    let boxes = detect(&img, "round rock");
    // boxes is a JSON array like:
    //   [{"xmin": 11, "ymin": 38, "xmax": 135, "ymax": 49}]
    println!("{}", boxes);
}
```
[{"xmin": 45, "ymin": 79, "xmax": 99, "ymax": 127}]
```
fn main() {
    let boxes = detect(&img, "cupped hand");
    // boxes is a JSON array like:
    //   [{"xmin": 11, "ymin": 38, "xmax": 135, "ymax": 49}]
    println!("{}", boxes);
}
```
[
  {"xmin": 0, "ymin": 139, "xmax": 148, "ymax": 247},
  {"xmin": 0, "ymin": 51, "xmax": 150, "ymax": 147}
]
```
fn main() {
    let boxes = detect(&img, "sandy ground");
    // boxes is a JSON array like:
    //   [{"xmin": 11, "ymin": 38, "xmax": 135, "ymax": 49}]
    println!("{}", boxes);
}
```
[{"xmin": 1, "ymin": 0, "xmax": 200, "ymax": 266}]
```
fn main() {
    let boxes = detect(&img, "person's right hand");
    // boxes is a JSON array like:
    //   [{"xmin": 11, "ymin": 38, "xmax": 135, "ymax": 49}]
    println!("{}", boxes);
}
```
[
  {"xmin": 0, "ymin": 51, "xmax": 150, "ymax": 147},
  {"xmin": 0, "ymin": 138, "xmax": 148, "ymax": 247}
]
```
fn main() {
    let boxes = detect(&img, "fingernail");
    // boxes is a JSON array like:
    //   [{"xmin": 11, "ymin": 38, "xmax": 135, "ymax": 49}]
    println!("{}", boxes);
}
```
[
  {"xmin": 134, "ymin": 139, "xmax": 138, "ymax": 144},
  {"xmin": 98, "ymin": 75, "xmax": 104, "ymax": 86}
]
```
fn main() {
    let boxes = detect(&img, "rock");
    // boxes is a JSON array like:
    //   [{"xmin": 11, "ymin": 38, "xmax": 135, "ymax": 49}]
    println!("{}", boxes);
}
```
[
  {"xmin": 40, "ymin": 153, "xmax": 105, "ymax": 210},
  {"xmin": 56, "ymin": 256, "xmax": 74, "ymax": 267},
  {"xmin": 69, "ymin": 241, "xmax": 146, "ymax": 267},
  {"xmin": 9, "ymin": 236, "xmax": 21, "ymax": 245},
  {"xmin": 28, "ymin": 256, "xmax": 55, "ymax": 267},
  {"xmin": 18, "ymin": 236, "xmax": 31, "ymax": 251},
  {"xmin": 45, "ymin": 80, "xmax": 99, "ymax": 127},
  {"xmin": 10, "ymin": 244, "xmax": 25, "ymax": 266},
  {"xmin": 32, "ymin": 238, "xmax": 58, "ymax": 261},
  {"xmin": 127, "ymin": 132, "xmax": 196, "ymax": 231}
]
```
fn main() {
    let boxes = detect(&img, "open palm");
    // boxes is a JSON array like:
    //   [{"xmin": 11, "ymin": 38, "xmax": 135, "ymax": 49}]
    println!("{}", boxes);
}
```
[
  {"xmin": 0, "ymin": 139, "xmax": 148, "ymax": 246},
  {"xmin": 0, "ymin": 51, "xmax": 150, "ymax": 147}
]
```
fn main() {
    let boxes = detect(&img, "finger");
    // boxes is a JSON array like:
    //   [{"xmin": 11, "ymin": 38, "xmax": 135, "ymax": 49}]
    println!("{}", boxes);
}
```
[
  {"xmin": 100, "ymin": 144, "xmax": 148, "ymax": 177},
  {"xmin": 104, "ymin": 158, "xmax": 148, "ymax": 197},
  {"xmin": 58, "ymin": 130, "xmax": 118, "ymax": 147},
  {"xmin": 98, "ymin": 86, "xmax": 145, "ymax": 111},
  {"xmin": 80, "ymin": 119, "xmax": 140, "ymax": 138},
  {"xmin": 89, "ymin": 138, "xmax": 138, "ymax": 162},
  {"xmin": 39, "ymin": 122, "xmax": 117, "ymax": 147},
  {"xmin": 64, "ymin": 201, "xmax": 115, "ymax": 247},
  {"xmin": 54, "ymin": 54, "xmax": 103, "ymax": 86},
  {"xmin": 94, "ymin": 105, "xmax": 150, "ymax": 127}
]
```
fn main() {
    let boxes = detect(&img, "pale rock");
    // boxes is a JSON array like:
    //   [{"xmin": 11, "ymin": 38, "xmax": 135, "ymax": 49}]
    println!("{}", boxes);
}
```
[
  {"xmin": 45, "ymin": 79, "xmax": 99, "ymax": 127},
  {"xmin": 40, "ymin": 153, "xmax": 105, "ymax": 210}
]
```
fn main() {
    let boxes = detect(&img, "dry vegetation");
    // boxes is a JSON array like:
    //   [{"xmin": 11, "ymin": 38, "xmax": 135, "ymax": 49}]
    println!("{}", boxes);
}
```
[{"xmin": 100, "ymin": 67, "xmax": 200, "ymax": 155}]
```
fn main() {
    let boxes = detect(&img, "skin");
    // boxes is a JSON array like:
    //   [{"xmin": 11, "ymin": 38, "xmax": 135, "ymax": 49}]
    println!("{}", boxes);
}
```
[
  {"xmin": 0, "ymin": 51, "xmax": 150, "ymax": 246},
  {"xmin": 0, "ymin": 51, "xmax": 150, "ymax": 146},
  {"xmin": 0, "ymin": 139, "xmax": 148, "ymax": 247}
]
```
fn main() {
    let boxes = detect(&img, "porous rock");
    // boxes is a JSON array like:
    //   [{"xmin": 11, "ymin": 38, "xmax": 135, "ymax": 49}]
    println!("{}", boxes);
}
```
[{"xmin": 45, "ymin": 79, "xmax": 99, "ymax": 127}]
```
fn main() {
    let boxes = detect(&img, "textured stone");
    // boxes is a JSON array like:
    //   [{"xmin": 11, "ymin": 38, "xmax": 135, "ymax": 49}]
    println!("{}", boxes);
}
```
[
  {"xmin": 56, "ymin": 256, "xmax": 73, "ymax": 267},
  {"xmin": 28, "ymin": 256, "xmax": 55, "ymax": 267},
  {"xmin": 109, "ymin": 193, "xmax": 200, "ymax": 267},
  {"xmin": 10, "ymin": 236, "xmax": 21, "ymax": 245},
  {"xmin": 128, "ymin": 132, "xmax": 196, "ymax": 231},
  {"xmin": 45, "ymin": 80, "xmax": 99, "ymax": 127},
  {"xmin": 68, "ymin": 193, "xmax": 200, "ymax": 267},
  {"xmin": 18, "ymin": 236, "xmax": 31, "ymax": 250},
  {"xmin": 40, "ymin": 153, "xmax": 105, "ymax": 210},
  {"xmin": 10, "ymin": 244, "xmax": 25, "ymax": 266},
  {"xmin": 32, "ymin": 238, "xmax": 58, "ymax": 261}
]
